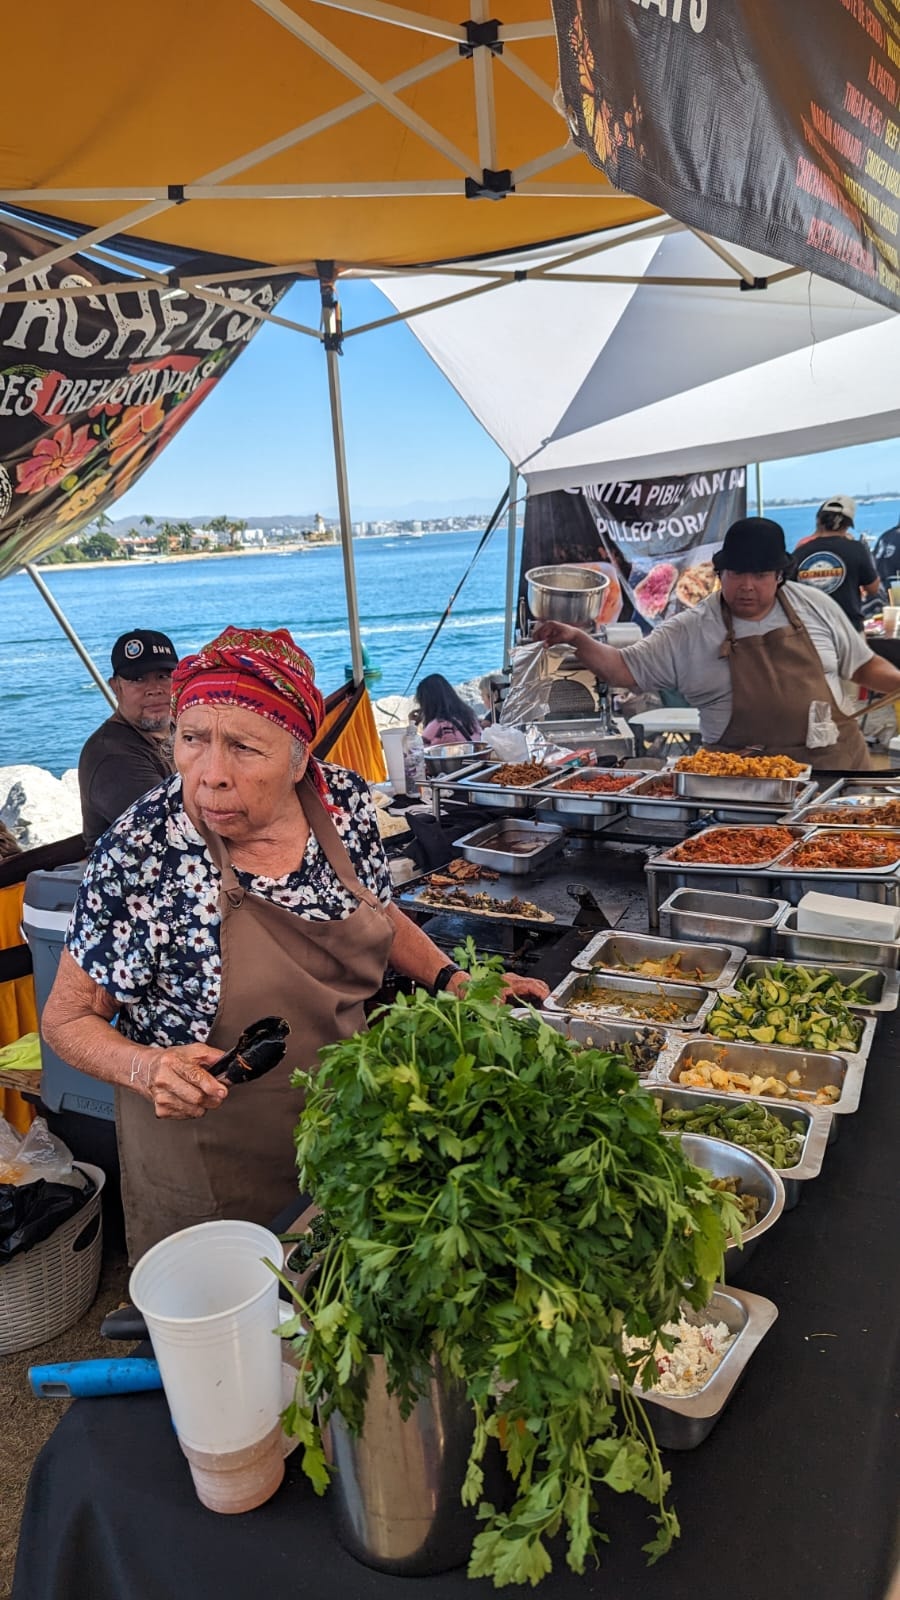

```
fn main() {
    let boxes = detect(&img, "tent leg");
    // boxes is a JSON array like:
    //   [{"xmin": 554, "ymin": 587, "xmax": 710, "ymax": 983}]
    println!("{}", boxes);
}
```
[
  {"xmin": 321, "ymin": 281, "xmax": 364, "ymax": 688},
  {"xmin": 503, "ymin": 462, "xmax": 519, "ymax": 665},
  {"xmin": 755, "ymin": 462, "xmax": 764, "ymax": 515},
  {"xmin": 24, "ymin": 564, "xmax": 116, "ymax": 709}
]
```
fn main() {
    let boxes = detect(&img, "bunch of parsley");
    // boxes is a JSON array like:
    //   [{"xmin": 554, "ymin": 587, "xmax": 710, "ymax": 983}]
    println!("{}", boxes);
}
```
[{"xmin": 281, "ymin": 951, "xmax": 740, "ymax": 1587}]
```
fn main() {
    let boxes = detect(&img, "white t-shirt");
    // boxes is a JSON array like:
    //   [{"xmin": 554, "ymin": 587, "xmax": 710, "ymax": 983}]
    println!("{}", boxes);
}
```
[{"xmin": 620, "ymin": 583, "xmax": 873, "ymax": 744}]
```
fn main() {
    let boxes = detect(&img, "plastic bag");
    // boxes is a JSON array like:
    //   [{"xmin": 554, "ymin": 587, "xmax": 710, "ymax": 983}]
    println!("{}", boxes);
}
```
[
  {"xmin": 0, "ymin": 1175, "xmax": 93, "ymax": 1262},
  {"xmin": 499, "ymin": 644, "xmax": 551, "ymax": 726},
  {"xmin": 0, "ymin": 1114, "xmax": 78, "ymax": 1187},
  {"xmin": 806, "ymin": 700, "xmax": 839, "ymax": 749},
  {"xmin": 481, "ymin": 723, "xmax": 530, "ymax": 762}
]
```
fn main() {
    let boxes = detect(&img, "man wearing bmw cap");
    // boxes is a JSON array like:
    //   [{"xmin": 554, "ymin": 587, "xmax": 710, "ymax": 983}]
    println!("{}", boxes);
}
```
[{"xmin": 78, "ymin": 629, "xmax": 179, "ymax": 849}]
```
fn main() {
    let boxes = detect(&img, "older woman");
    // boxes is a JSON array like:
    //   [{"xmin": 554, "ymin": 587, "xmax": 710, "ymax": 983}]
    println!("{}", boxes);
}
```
[{"xmin": 43, "ymin": 627, "xmax": 547, "ymax": 1260}]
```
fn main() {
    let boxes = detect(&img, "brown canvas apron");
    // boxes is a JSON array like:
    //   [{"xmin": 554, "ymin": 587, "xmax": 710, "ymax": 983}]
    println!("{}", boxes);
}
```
[
  {"xmin": 116, "ymin": 774, "xmax": 395, "ymax": 1261},
  {"xmin": 712, "ymin": 590, "xmax": 872, "ymax": 772}
]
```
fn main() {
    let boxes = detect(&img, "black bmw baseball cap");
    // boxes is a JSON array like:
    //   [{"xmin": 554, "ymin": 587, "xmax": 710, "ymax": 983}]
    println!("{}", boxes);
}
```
[{"xmin": 111, "ymin": 630, "xmax": 179, "ymax": 680}]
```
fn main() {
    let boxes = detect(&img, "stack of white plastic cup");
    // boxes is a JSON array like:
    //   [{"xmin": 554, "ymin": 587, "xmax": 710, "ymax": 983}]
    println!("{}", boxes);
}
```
[{"xmin": 130, "ymin": 1220, "xmax": 285, "ymax": 1513}]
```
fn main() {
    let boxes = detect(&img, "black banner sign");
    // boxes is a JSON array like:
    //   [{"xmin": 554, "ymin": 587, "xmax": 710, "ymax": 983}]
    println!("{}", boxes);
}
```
[
  {"xmin": 553, "ymin": 0, "xmax": 900, "ymax": 311},
  {"xmin": 521, "ymin": 470, "xmax": 746, "ymax": 628},
  {"xmin": 0, "ymin": 224, "xmax": 292, "ymax": 576}
]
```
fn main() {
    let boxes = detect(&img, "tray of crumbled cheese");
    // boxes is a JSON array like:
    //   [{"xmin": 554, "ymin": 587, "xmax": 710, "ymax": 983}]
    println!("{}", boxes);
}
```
[{"xmin": 616, "ymin": 1287, "xmax": 779, "ymax": 1449}]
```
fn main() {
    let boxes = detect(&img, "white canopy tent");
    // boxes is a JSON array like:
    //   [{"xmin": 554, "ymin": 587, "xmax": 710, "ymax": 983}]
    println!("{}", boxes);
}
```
[{"xmin": 373, "ymin": 222, "xmax": 899, "ymax": 493}]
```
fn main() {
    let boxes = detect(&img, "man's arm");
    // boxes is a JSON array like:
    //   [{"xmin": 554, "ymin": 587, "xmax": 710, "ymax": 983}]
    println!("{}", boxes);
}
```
[
  {"xmin": 532, "ymin": 622, "xmax": 638, "ymax": 687},
  {"xmin": 852, "ymin": 654, "xmax": 900, "ymax": 696}
]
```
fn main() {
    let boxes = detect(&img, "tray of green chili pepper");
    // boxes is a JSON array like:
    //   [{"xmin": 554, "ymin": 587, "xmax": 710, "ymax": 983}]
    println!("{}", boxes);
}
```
[{"xmin": 651, "ymin": 1085, "xmax": 832, "ymax": 1209}]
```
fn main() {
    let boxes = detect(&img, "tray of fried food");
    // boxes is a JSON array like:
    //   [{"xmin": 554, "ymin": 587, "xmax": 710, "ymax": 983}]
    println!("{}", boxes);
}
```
[
  {"xmin": 777, "ymin": 828, "xmax": 900, "ymax": 874},
  {"xmin": 793, "ymin": 793, "xmax": 900, "ymax": 830},
  {"xmin": 672, "ymin": 749, "xmax": 812, "ymax": 803},
  {"xmin": 655, "ymin": 825, "xmax": 803, "ymax": 870}
]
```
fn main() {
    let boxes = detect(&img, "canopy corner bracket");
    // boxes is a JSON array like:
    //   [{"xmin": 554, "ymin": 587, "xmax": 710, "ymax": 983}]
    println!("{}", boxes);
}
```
[
  {"xmin": 465, "ymin": 168, "xmax": 514, "ymax": 200},
  {"xmin": 739, "ymin": 276, "xmax": 770, "ymax": 292},
  {"xmin": 459, "ymin": 18, "xmax": 503, "ymax": 57}
]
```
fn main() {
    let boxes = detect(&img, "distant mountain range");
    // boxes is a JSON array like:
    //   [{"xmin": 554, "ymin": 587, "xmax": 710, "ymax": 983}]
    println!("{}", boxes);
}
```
[{"xmin": 107, "ymin": 496, "xmax": 501, "ymax": 533}]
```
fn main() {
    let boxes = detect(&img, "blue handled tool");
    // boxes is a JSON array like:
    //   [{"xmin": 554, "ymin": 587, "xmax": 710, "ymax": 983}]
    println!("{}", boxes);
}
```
[{"xmin": 28, "ymin": 1358, "xmax": 162, "ymax": 1398}]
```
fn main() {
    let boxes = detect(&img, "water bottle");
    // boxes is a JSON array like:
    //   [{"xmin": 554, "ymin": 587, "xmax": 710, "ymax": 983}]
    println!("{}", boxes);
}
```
[{"xmin": 402, "ymin": 719, "xmax": 426, "ymax": 794}]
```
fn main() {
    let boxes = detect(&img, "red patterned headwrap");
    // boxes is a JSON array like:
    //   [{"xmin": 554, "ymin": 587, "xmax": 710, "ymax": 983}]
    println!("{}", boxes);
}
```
[{"xmin": 171, "ymin": 626, "xmax": 331, "ymax": 803}]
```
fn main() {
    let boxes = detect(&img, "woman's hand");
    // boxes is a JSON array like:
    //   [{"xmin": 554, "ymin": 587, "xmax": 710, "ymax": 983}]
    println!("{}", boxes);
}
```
[
  {"xmin": 137, "ymin": 1044, "xmax": 229, "ymax": 1120},
  {"xmin": 446, "ymin": 969, "xmax": 549, "ymax": 1005}
]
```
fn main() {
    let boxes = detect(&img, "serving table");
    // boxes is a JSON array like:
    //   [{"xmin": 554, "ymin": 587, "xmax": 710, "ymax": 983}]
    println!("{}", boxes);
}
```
[{"xmin": 11, "ymin": 840, "xmax": 900, "ymax": 1600}]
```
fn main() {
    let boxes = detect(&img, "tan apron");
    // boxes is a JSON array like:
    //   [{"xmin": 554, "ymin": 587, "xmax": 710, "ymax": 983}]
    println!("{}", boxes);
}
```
[
  {"xmin": 713, "ymin": 590, "xmax": 872, "ymax": 772},
  {"xmin": 116, "ymin": 774, "xmax": 395, "ymax": 1261}
]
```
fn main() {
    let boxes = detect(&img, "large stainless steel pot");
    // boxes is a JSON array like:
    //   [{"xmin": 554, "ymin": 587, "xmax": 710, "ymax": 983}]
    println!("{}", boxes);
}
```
[{"xmin": 525, "ymin": 564, "xmax": 609, "ymax": 626}]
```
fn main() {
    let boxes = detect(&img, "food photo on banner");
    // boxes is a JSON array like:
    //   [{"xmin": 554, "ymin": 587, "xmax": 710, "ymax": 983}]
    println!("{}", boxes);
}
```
[
  {"xmin": 0, "ymin": 221, "xmax": 293, "ymax": 575},
  {"xmin": 520, "ymin": 469, "xmax": 747, "ymax": 630},
  {"xmin": 551, "ymin": 0, "xmax": 900, "ymax": 313}
]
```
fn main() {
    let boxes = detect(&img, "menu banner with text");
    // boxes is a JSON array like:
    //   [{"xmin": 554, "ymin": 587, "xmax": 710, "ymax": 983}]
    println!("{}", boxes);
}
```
[
  {"xmin": 553, "ymin": 0, "xmax": 900, "ymax": 311},
  {"xmin": 0, "ymin": 221, "xmax": 293, "ymax": 578},
  {"xmin": 521, "ymin": 470, "xmax": 747, "ymax": 629}
]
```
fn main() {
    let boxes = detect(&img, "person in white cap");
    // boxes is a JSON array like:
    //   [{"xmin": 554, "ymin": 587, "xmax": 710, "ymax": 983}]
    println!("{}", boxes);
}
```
[{"xmin": 792, "ymin": 494, "xmax": 880, "ymax": 631}]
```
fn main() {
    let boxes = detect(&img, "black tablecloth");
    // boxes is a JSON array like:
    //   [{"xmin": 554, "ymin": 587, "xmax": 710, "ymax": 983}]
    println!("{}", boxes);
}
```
[
  {"xmin": 869, "ymin": 635, "xmax": 900, "ymax": 671},
  {"xmin": 13, "ymin": 1017, "xmax": 900, "ymax": 1600}
]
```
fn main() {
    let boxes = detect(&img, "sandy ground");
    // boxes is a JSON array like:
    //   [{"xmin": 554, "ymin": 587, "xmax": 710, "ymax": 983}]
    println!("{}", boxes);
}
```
[{"xmin": 0, "ymin": 1242, "xmax": 130, "ymax": 1599}]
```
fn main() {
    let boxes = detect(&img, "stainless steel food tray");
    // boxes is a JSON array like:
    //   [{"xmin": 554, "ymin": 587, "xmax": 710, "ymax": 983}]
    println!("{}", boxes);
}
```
[
  {"xmin": 398, "ymin": 881, "xmax": 557, "ymax": 926},
  {"xmin": 544, "ymin": 970, "xmax": 717, "ymax": 1030},
  {"xmin": 536, "ymin": 769, "xmax": 653, "ymax": 817},
  {"xmin": 651, "ymin": 1083, "xmax": 831, "ymax": 1209},
  {"xmin": 776, "ymin": 827, "xmax": 900, "ymax": 875},
  {"xmin": 618, "ymin": 1285, "xmax": 779, "ymax": 1450},
  {"xmin": 775, "ymin": 905, "xmax": 900, "ymax": 970},
  {"xmin": 659, "ymin": 889, "xmax": 788, "ymax": 955},
  {"xmin": 570, "ymin": 930, "xmax": 745, "ymax": 989},
  {"xmin": 453, "ymin": 761, "xmax": 571, "ymax": 809},
  {"xmin": 788, "ymin": 791, "xmax": 900, "ymax": 830},
  {"xmin": 624, "ymin": 776, "xmax": 818, "ymax": 824},
  {"xmin": 664, "ymin": 1031, "xmax": 872, "ymax": 1115},
  {"xmin": 515, "ymin": 1009, "xmax": 674, "ymax": 1075},
  {"xmin": 737, "ymin": 956, "xmax": 899, "ymax": 1013},
  {"xmin": 673, "ymin": 768, "xmax": 812, "ymax": 803},
  {"xmin": 454, "ymin": 818, "xmax": 565, "ymax": 875},
  {"xmin": 653, "ymin": 825, "xmax": 808, "ymax": 872}
]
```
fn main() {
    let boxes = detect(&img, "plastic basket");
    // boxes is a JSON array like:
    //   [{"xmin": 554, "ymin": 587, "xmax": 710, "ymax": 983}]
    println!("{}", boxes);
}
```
[{"xmin": 0, "ymin": 1162, "xmax": 105, "ymax": 1355}]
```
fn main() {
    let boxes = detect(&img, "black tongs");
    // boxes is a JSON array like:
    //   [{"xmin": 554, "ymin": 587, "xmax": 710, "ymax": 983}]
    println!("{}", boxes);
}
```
[{"xmin": 213, "ymin": 1015, "xmax": 291, "ymax": 1086}]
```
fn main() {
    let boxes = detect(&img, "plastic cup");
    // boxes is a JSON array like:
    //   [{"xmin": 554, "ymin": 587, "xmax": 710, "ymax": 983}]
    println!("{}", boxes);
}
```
[
  {"xmin": 130, "ymin": 1220, "xmax": 285, "ymax": 1513},
  {"xmin": 883, "ymin": 606, "xmax": 900, "ymax": 637},
  {"xmin": 380, "ymin": 726, "xmax": 408, "ymax": 793}
]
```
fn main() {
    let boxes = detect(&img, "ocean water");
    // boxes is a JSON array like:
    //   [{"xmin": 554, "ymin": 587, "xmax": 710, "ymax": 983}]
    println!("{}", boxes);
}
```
[
  {"xmin": 775, "ymin": 498, "xmax": 900, "ymax": 550},
  {"xmin": 4, "ymin": 499, "xmax": 899, "ymax": 777},
  {"xmin": 0, "ymin": 530, "xmax": 521, "ymax": 774}
]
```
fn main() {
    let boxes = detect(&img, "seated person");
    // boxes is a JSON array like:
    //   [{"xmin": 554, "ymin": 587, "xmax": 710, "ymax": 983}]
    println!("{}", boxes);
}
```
[
  {"xmin": 416, "ymin": 673, "xmax": 483, "ymax": 745},
  {"xmin": 78, "ymin": 629, "xmax": 179, "ymax": 850}
]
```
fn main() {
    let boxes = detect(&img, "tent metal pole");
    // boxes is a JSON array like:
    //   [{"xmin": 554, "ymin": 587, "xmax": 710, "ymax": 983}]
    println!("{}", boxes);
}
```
[
  {"xmin": 503, "ymin": 463, "xmax": 519, "ymax": 666},
  {"xmin": 24, "ymin": 564, "xmax": 116, "ymax": 708},
  {"xmin": 755, "ymin": 463, "xmax": 764, "ymax": 515},
  {"xmin": 321, "ymin": 284, "xmax": 365, "ymax": 686}
]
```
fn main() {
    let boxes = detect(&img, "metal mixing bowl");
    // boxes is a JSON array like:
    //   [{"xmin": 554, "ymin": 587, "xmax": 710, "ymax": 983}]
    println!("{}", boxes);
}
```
[
  {"xmin": 668, "ymin": 1131, "xmax": 785, "ymax": 1279},
  {"xmin": 423, "ymin": 741, "xmax": 490, "ymax": 775},
  {"xmin": 525, "ymin": 564, "xmax": 609, "ymax": 626}
]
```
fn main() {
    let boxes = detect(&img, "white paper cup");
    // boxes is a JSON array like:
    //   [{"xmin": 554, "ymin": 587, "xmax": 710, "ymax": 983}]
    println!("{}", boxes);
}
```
[
  {"xmin": 130, "ymin": 1220, "xmax": 285, "ymax": 1511},
  {"xmin": 883, "ymin": 606, "xmax": 900, "ymax": 637}
]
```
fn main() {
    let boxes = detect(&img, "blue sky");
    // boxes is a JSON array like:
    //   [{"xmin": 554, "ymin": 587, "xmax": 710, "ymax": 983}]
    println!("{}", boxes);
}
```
[{"xmin": 114, "ymin": 278, "xmax": 900, "ymax": 520}]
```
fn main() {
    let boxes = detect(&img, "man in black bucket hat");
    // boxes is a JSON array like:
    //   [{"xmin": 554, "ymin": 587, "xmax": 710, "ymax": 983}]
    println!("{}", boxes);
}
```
[
  {"xmin": 78, "ymin": 630, "xmax": 179, "ymax": 849},
  {"xmin": 534, "ymin": 517, "xmax": 900, "ymax": 770}
]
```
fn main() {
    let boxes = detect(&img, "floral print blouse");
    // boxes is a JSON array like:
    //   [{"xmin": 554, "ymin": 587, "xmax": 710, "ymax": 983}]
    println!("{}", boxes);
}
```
[{"xmin": 66, "ymin": 765, "xmax": 393, "ymax": 1048}]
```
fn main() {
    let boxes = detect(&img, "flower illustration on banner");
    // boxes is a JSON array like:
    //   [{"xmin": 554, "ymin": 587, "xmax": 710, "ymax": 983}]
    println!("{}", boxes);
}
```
[
  {"xmin": 107, "ymin": 398, "xmax": 166, "ymax": 469},
  {"xmin": 15, "ymin": 422, "xmax": 94, "ymax": 495},
  {"xmin": 57, "ymin": 473, "xmax": 112, "ymax": 524}
]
